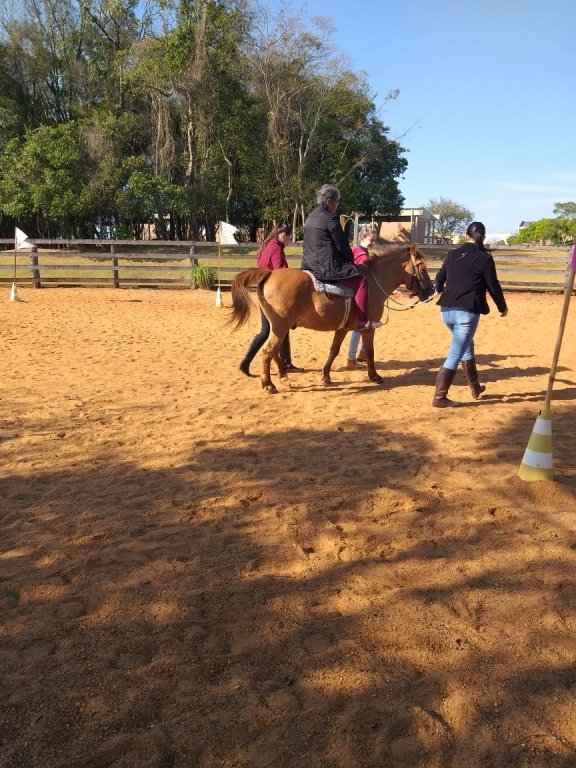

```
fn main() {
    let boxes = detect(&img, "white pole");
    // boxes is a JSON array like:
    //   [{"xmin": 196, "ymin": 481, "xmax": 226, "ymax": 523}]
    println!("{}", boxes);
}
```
[
  {"xmin": 10, "ymin": 230, "xmax": 19, "ymax": 301},
  {"xmin": 215, "ymin": 240, "xmax": 223, "ymax": 307},
  {"xmin": 543, "ymin": 256, "xmax": 575, "ymax": 410},
  {"xmin": 518, "ymin": 243, "xmax": 576, "ymax": 482}
]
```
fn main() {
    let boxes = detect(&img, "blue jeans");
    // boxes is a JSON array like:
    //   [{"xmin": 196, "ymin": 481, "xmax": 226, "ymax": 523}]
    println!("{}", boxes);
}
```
[
  {"xmin": 441, "ymin": 309, "xmax": 480, "ymax": 370},
  {"xmin": 348, "ymin": 330, "xmax": 364, "ymax": 359}
]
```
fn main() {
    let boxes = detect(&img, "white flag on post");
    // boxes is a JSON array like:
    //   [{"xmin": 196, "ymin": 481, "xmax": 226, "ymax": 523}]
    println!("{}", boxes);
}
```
[
  {"xmin": 218, "ymin": 221, "xmax": 238, "ymax": 245},
  {"xmin": 15, "ymin": 227, "xmax": 32, "ymax": 250}
]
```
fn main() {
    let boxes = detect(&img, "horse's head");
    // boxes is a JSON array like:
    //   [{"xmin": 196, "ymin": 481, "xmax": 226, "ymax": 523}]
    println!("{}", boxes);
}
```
[{"xmin": 404, "ymin": 245, "xmax": 435, "ymax": 301}]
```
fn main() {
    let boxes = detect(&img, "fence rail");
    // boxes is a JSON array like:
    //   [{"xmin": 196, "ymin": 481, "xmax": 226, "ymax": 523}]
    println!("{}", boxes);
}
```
[{"xmin": 0, "ymin": 239, "xmax": 573, "ymax": 292}]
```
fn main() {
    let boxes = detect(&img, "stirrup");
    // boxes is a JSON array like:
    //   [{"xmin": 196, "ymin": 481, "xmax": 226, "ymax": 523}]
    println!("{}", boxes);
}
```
[{"xmin": 357, "ymin": 320, "xmax": 383, "ymax": 330}]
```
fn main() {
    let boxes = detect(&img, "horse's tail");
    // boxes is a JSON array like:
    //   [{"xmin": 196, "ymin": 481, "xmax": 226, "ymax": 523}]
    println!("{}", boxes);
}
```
[{"xmin": 227, "ymin": 268, "xmax": 272, "ymax": 329}]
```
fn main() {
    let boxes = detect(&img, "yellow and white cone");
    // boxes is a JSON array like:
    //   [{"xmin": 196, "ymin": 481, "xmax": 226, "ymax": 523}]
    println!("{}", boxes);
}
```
[
  {"xmin": 215, "ymin": 287, "xmax": 223, "ymax": 307},
  {"xmin": 518, "ymin": 405, "xmax": 553, "ymax": 481},
  {"xmin": 9, "ymin": 282, "xmax": 19, "ymax": 302}
]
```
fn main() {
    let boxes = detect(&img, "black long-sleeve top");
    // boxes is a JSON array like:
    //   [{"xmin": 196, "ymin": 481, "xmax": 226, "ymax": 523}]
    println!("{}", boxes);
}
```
[
  {"xmin": 435, "ymin": 243, "xmax": 508, "ymax": 315},
  {"xmin": 301, "ymin": 204, "xmax": 359, "ymax": 281}
]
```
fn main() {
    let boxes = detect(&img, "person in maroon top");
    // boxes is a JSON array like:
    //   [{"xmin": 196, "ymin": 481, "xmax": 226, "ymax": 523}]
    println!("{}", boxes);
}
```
[
  {"xmin": 347, "ymin": 224, "xmax": 379, "ymax": 367},
  {"xmin": 238, "ymin": 223, "xmax": 303, "ymax": 376}
]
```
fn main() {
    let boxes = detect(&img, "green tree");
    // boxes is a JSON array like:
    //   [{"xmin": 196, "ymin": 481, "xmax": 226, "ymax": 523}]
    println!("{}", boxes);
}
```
[
  {"xmin": 0, "ymin": 123, "xmax": 90, "ymax": 236},
  {"xmin": 0, "ymin": 41, "xmax": 29, "ymax": 148},
  {"xmin": 553, "ymin": 202, "xmax": 576, "ymax": 219},
  {"xmin": 426, "ymin": 197, "xmax": 474, "ymax": 241},
  {"xmin": 123, "ymin": 0, "xmax": 256, "ymax": 238},
  {"xmin": 508, "ymin": 218, "xmax": 576, "ymax": 245},
  {"xmin": 0, "ymin": 0, "xmax": 411, "ymax": 240},
  {"xmin": 245, "ymin": 7, "xmax": 406, "ymax": 230}
]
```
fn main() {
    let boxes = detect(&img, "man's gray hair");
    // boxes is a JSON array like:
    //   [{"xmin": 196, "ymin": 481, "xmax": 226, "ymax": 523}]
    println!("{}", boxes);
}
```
[{"xmin": 316, "ymin": 184, "xmax": 341, "ymax": 206}]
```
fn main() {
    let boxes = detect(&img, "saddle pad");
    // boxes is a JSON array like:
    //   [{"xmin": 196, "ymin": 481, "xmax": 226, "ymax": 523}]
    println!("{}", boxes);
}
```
[{"xmin": 303, "ymin": 270, "xmax": 355, "ymax": 298}]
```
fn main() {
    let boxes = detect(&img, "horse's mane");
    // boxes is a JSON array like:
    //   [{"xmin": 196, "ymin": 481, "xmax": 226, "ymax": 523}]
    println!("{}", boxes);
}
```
[{"xmin": 366, "ymin": 244, "xmax": 411, "ymax": 263}]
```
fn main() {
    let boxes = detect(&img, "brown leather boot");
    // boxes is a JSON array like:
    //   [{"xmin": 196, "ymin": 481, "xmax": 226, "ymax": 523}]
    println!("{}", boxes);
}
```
[
  {"xmin": 432, "ymin": 367, "xmax": 458, "ymax": 407},
  {"xmin": 461, "ymin": 359, "xmax": 486, "ymax": 399}
]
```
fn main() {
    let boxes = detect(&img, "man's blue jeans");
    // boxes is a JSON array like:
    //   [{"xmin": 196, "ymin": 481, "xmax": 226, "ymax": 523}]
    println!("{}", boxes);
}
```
[{"xmin": 441, "ymin": 309, "xmax": 480, "ymax": 370}]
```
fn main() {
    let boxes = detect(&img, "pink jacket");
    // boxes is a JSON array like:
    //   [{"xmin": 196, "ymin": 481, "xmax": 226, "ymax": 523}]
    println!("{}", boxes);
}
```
[
  {"xmin": 257, "ymin": 239, "xmax": 288, "ymax": 270},
  {"xmin": 352, "ymin": 245, "xmax": 369, "ymax": 266}
]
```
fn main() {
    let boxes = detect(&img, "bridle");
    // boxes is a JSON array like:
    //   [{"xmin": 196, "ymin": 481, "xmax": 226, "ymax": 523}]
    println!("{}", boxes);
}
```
[{"xmin": 365, "ymin": 244, "xmax": 437, "ymax": 312}]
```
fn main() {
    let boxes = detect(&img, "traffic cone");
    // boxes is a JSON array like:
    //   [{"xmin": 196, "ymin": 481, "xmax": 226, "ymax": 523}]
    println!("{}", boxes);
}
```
[
  {"xmin": 215, "ymin": 287, "xmax": 223, "ymax": 307},
  {"xmin": 9, "ymin": 282, "xmax": 19, "ymax": 302},
  {"xmin": 518, "ymin": 405, "xmax": 553, "ymax": 481}
]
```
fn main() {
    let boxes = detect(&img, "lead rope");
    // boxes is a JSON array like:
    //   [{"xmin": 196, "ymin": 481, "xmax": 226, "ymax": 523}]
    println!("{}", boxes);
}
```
[{"xmin": 366, "ymin": 265, "xmax": 437, "ymax": 311}]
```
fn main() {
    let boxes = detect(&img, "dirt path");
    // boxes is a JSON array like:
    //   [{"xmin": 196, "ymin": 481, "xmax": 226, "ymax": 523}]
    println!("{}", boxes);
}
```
[{"xmin": 1, "ymin": 288, "xmax": 576, "ymax": 768}]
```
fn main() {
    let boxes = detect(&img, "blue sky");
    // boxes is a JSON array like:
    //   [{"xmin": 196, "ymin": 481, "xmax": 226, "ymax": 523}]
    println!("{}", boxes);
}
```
[{"xmin": 278, "ymin": 0, "xmax": 576, "ymax": 236}]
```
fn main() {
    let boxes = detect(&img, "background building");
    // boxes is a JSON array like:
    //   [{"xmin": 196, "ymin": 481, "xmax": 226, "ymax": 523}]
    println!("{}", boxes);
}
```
[{"xmin": 375, "ymin": 207, "xmax": 439, "ymax": 244}]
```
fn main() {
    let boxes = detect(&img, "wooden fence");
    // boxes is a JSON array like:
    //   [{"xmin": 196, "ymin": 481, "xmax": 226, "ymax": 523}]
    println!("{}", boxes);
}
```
[{"xmin": 0, "ymin": 239, "xmax": 573, "ymax": 293}]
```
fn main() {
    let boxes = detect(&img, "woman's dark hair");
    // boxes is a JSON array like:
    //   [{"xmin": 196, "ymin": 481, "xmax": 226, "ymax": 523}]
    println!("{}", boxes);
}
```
[
  {"xmin": 466, "ymin": 221, "xmax": 488, "ymax": 251},
  {"xmin": 256, "ymin": 223, "xmax": 292, "ymax": 257}
]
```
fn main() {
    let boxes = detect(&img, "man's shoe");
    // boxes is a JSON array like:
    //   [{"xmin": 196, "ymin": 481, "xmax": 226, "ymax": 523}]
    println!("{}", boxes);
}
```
[
  {"xmin": 347, "ymin": 359, "xmax": 362, "ymax": 369},
  {"xmin": 284, "ymin": 363, "xmax": 304, "ymax": 373},
  {"xmin": 238, "ymin": 360, "xmax": 252, "ymax": 376}
]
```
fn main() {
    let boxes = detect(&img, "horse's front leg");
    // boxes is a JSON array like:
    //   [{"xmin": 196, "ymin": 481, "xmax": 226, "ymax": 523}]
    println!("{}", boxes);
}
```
[
  {"xmin": 361, "ymin": 328, "xmax": 383, "ymax": 384},
  {"xmin": 321, "ymin": 329, "xmax": 348, "ymax": 385}
]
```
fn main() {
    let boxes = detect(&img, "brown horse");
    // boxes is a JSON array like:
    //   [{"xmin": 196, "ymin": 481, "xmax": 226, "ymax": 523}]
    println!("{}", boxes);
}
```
[{"xmin": 228, "ymin": 244, "xmax": 435, "ymax": 393}]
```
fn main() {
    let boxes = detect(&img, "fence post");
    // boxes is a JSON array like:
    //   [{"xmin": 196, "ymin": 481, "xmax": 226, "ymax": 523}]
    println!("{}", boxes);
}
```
[
  {"xmin": 30, "ymin": 245, "xmax": 41, "ymax": 288},
  {"xmin": 189, "ymin": 244, "xmax": 197, "ymax": 289},
  {"xmin": 353, "ymin": 212, "xmax": 359, "ymax": 246},
  {"xmin": 111, "ymin": 244, "xmax": 119, "ymax": 288}
]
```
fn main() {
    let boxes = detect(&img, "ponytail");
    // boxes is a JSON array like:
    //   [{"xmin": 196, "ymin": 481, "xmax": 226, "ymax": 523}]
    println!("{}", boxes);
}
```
[
  {"xmin": 256, "ymin": 223, "xmax": 292, "ymax": 258},
  {"xmin": 466, "ymin": 221, "xmax": 489, "ymax": 252}
]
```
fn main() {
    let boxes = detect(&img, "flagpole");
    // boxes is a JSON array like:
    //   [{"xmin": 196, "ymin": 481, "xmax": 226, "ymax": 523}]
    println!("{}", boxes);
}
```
[
  {"xmin": 215, "ymin": 221, "xmax": 237, "ymax": 306},
  {"xmin": 215, "ymin": 229, "xmax": 223, "ymax": 307},
  {"xmin": 218, "ymin": 241, "xmax": 222, "ymax": 288},
  {"xmin": 10, "ymin": 229, "xmax": 19, "ymax": 301}
]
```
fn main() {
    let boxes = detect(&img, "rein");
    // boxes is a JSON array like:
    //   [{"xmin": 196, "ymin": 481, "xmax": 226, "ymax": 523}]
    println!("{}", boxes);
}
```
[{"xmin": 365, "ymin": 249, "xmax": 436, "ymax": 311}]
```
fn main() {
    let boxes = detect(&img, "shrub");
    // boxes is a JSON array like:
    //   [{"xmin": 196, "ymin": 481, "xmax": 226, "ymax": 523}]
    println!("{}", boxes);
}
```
[{"xmin": 191, "ymin": 263, "xmax": 217, "ymax": 289}]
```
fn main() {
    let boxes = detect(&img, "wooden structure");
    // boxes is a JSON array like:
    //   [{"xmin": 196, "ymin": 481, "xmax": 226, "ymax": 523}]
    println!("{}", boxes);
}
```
[
  {"xmin": 0, "ymin": 238, "xmax": 573, "ymax": 293},
  {"xmin": 376, "ymin": 207, "xmax": 440, "ymax": 244}
]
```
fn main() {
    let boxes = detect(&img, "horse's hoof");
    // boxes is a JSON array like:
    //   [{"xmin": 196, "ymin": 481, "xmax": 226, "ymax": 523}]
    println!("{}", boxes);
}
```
[
  {"xmin": 264, "ymin": 384, "xmax": 278, "ymax": 394},
  {"xmin": 370, "ymin": 375, "xmax": 384, "ymax": 385},
  {"xmin": 321, "ymin": 376, "xmax": 333, "ymax": 386}
]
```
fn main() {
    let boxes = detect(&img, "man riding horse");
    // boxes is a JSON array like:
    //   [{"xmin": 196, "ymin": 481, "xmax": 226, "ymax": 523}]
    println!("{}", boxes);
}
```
[
  {"xmin": 301, "ymin": 184, "xmax": 383, "ymax": 331},
  {"xmin": 228, "ymin": 186, "xmax": 435, "ymax": 393}
]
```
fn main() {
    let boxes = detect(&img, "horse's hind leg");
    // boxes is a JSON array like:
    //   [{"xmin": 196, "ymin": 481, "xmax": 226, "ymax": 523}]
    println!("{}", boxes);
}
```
[
  {"xmin": 321, "ymin": 329, "xmax": 348, "ymax": 385},
  {"xmin": 361, "ymin": 328, "xmax": 383, "ymax": 384},
  {"xmin": 261, "ymin": 332, "xmax": 288, "ymax": 394},
  {"xmin": 261, "ymin": 342, "xmax": 277, "ymax": 393}
]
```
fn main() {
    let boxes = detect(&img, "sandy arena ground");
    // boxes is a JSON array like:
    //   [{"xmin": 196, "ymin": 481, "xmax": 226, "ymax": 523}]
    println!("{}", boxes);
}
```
[{"xmin": 1, "ymin": 286, "xmax": 576, "ymax": 768}]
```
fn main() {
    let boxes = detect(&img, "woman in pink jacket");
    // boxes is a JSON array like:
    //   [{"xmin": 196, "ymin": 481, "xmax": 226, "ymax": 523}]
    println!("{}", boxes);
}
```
[
  {"xmin": 238, "ymin": 223, "xmax": 303, "ymax": 376},
  {"xmin": 347, "ymin": 225, "xmax": 379, "ymax": 367}
]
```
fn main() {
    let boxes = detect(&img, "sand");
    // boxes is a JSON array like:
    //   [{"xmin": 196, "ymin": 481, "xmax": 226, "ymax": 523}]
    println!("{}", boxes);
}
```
[{"xmin": 1, "ymin": 286, "xmax": 576, "ymax": 768}]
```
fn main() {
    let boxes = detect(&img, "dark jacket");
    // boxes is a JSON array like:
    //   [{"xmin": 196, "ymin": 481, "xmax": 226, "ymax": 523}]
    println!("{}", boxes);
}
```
[
  {"xmin": 301, "ymin": 204, "xmax": 359, "ymax": 281},
  {"xmin": 435, "ymin": 243, "xmax": 508, "ymax": 315}
]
